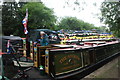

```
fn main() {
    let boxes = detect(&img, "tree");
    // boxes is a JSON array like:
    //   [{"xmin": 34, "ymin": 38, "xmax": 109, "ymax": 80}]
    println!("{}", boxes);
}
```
[
  {"xmin": 2, "ymin": 2, "xmax": 27, "ymax": 36},
  {"xmin": 64, "ymin": 0, "xmax": 87, "ymax": 12},
  {"xmin": 100, "ymin": 2, "xmax": 120, "ymax": 37},
  {"xmin": 0, "ymin": 5, "xmax": 2, "ymax": 36},
  {"xmin": 2, "ymin": 2, "xmax": 56, "ymax": 37},
  {"xmin": 58, "ymin": 17, "xmax": 97, "ymax": 30},
  {"xmin": 58, "ymin": 17, "xmax": 83, "ymax": 30},
  {"xmin": 21, "ymin": 2, "xmax": 57, "ymax": 30}
]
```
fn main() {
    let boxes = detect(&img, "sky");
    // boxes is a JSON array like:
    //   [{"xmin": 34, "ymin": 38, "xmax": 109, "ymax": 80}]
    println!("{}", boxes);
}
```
[
  {"xmin": 41, "ymin": 0, "xmax": 105, "ymax": 27},
  {"xmin": 0, "ymin": 0, "xmax": 105, "ymax": 27}
]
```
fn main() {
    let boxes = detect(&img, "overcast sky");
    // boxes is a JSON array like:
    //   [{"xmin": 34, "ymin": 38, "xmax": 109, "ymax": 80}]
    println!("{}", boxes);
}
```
[
  {"xmin": 41, "ymin": 0, "xmax": 105, "ymax": 27},
  {"xmin": 0, "ymin": 0, "xmax": 105, "ymax": 27}
]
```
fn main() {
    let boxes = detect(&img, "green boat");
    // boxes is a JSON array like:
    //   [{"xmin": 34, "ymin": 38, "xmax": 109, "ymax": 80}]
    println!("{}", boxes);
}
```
[{"xmin": 1, "ymin": 29, "xmax": 120, "ymax": 80}]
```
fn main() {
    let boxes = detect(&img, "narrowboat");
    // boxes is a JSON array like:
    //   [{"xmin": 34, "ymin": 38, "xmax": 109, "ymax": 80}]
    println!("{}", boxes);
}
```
[{"xmin": 1, "ymin": 29, "xmax": 120, "ymax": 80}]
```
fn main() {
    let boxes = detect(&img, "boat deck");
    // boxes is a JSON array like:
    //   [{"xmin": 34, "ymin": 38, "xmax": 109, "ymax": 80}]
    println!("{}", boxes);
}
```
[{"xmin": 25, "ymin": 67, "xmax": 51, "ymax": 79}]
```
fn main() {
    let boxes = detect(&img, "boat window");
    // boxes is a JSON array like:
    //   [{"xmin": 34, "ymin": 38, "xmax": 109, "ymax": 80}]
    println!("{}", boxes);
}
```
[
  {"xmin": 82, "ymin": 50, "xmax": 90, "ymax": 66},
  {"xmin": 49, "ymin": 33, "xmax": 58, "ymax": 41},
  {"xmin": 95, "ymin": 47, "xmax": 106, "ymax": 61}
]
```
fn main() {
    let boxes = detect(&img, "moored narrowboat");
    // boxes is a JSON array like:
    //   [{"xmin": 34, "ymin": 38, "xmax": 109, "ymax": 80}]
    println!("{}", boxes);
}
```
[
  {"xmin": 1, "ymin": 29, "xmax": 120, "ymax": 80},
  {"xmin": 13, "ymin": 39, "xmax": 119, "ymax": 79}
]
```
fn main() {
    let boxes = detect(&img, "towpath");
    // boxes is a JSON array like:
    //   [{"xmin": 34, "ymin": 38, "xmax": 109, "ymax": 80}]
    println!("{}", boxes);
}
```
[{"xmin": 82, "ymin": 56, "xmax": 120, "ymax": 79}]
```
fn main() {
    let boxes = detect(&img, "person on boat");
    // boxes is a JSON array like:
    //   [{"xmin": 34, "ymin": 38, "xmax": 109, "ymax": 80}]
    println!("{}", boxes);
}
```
[{"xmin": 39, "ymin": 31, "xmax": 49, "ymax": 46}]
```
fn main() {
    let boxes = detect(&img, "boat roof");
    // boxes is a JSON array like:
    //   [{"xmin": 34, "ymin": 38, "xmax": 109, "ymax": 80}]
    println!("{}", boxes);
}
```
[
  {"xmin": 29, "ymin": 29, "xmax": 60, "ymax": 42},
  {"xmin": 49, "ymin": 40, "xmax": 119, "ymax": 51},
  {"xmin": 0, "ymin": 36, "xmax": 22, "ymax": 40},
  {"xmin": 30, "ymin": 29, "xmax": 57, "ymax": 34}
]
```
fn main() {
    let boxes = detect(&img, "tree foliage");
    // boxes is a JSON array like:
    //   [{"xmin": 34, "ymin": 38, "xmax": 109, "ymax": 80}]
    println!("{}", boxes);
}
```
[
  {"xmin": 58, "ymin": 17, "xmax": 98, "ymax": 30},
  {"xmin": 2, "ymin": 2, "xmax": 27, "ymax": 36},
  {"xmin": 100, "ymin": 2, "xmax": 120, "ymax": 37},
  {"xmin": 64, "ymin": 0, "xmax": 87, "ymax": 12},
  {"xmin": 2, "ymin": 2, "xmax": 56, "ymax": 37},
  {"xmin": 21, "ymin": 2, "xmax": 57, "ymax": 30}
]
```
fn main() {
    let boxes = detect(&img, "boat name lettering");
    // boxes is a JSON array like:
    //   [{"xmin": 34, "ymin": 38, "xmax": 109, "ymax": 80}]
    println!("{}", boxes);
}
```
[{"xmin": 59, "ymin": 54, "xmax": 80, "ymax": 64}]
